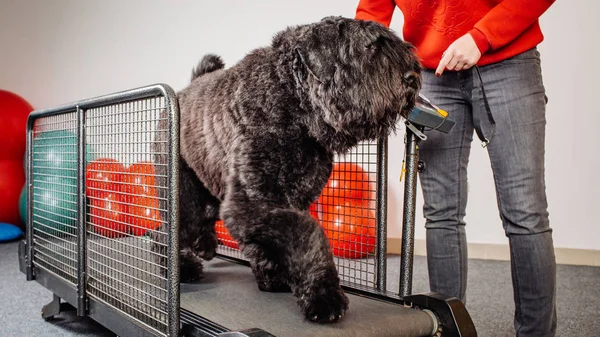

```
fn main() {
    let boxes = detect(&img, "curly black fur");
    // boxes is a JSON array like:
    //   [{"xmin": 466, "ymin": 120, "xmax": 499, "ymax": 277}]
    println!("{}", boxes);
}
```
[{"xmin": 156, "ymin": 16, "xmax": 421, "ymax": 323}]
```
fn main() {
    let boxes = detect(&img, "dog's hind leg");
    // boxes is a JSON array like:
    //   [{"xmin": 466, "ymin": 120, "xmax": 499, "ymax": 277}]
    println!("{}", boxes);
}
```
[
  {"xmin": 176, "ymin": 158, "xmax": 220, "ymax": 282},
  {"xmin": 221, "ymin": 180, "xmax": 348, "ymax": 323},
  {"xmin": 151, "ymin": 157, "xmax": 219, "ymax": 282}
]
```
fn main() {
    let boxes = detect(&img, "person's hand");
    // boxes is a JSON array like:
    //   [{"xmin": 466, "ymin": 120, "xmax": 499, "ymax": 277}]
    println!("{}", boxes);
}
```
[{"xmin": 436, "ymin": 33, "xmax": 482, "ymax": 76}]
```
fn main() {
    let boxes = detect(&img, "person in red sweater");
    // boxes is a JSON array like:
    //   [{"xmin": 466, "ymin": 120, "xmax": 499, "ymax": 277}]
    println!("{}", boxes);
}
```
[{"xmin": 355, "ymin": 1, "xmax": 556, "ymax": 336}]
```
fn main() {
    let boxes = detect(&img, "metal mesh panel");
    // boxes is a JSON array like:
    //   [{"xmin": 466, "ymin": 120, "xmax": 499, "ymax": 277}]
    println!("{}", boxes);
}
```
[
  {"xmin": 31, "ymin": 113, "xmax": 79, "ymax": 284},
  {"xmin": 85, "ymin": 98, "xmax": 169, "ymax": 335},
  {"xmin": 216, "ymin": 140, "xmax": 380, "ymax": 289},
  {"xmin": 321, "ymin": 141, "xmax": 379, "ymax": 287}
]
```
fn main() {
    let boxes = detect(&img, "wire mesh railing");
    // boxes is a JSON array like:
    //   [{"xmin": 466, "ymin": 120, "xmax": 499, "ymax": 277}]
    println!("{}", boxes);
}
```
[
  {"xmin": 85, "ymin": 97, "xmax": 169, "ymax": 334},
  {"xmin": 26, "ymin": 84, "xmax": 180, "ymax": 337},
  {"xmin": 31, "ymin": 114, "xmax": 80, "ymax": 285},
  {"xmin": 25, "ymin": 81, "xmax": 389, "ymax": 337},
  {"xmin": 216, "ymin": 140, "xmax": 384, "ymax": 290}
]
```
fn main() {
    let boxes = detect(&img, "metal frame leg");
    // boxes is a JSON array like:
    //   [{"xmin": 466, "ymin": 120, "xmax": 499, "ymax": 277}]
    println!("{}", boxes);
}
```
[
  {"xmin": 399, "ymin": 124, "xmax": 424, "ymax": 297},
  {"xmin": 41, "ymin": 294, "xmax": 76, "ymax": 321}
]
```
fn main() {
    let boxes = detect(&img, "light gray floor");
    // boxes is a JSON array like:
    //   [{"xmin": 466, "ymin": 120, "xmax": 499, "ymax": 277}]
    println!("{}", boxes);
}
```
[{"xmin": 1, "ymin": 240, "xmax": 598, "ymax": 336}]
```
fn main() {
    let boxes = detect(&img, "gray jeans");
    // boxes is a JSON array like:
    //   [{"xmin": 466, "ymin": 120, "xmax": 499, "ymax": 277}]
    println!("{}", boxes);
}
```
[{"xmin": 418, "ymin": 48, "xmax": 557, "ymax": 337}]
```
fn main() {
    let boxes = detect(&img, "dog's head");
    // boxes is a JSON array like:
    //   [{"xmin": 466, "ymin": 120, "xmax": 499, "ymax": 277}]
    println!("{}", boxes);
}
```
[{"xmin": 273, "ymin": 16, "xmax": 422, "ymax": 143}]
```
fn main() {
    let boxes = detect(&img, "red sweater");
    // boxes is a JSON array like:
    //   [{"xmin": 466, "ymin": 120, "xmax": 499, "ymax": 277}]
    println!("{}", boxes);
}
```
[{"xmin": 355, "ymin": 0, "xmax": 555, "ymax": 69}]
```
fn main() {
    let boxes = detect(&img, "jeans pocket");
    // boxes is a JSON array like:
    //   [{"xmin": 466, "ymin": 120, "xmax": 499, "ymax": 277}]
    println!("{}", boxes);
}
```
[{"xmin": 502, "ymin": 48, "xmax": 541, "ymax": 65}]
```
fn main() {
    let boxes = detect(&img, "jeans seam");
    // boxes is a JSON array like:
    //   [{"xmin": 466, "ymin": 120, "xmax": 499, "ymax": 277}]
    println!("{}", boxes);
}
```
[
  {"xmin": 489, "ymin": 157, "xmax": 509, "ymax": 232},
  {"xmin": 510, "ymin": 245, "xmax": 524, "ymax": 336},
  {"xmin": 456, "ymin": 109, "xmax": 467, "ymax": 300}
]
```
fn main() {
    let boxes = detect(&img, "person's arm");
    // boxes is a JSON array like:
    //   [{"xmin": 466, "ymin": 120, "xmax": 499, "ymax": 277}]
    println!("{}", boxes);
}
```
[
  {"xmin": 437, "ymin": 0, "xmax": 555, "ymax": 75},
  {"xmin": 355, "ymin": 0, "xmax": 396, "ymax": 27},
  {"xmin": 469, "ymin": 0, "xmax": 556, "ymax": 54}
]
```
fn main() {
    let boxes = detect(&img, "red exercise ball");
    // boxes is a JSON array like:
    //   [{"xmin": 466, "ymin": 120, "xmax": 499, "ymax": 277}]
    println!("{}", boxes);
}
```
[
  {"xmin": 89, "ymin": 191, "xmax": 127, "ymax": 238},
  {"xmin": 320, "ymin": 201, "xmax": 376, "ymax": 259},
  {"xmin": 85, "ymin": 158, "xmax": 125, "ymax": 199},
  {"xmin": 127, "ymin": 195, "xmax": 162, "ymax": 236},
  {"xmin": 0, "ymin": 90, "xmax": 33, "ymax": 161},
  {"xmin": 122, "ymin": 162, "xmax": 162, "ymax": 236},
  {"xmin": 215, "ymin": 219, "xmax": 239, "ymax": 249},
  {"xmin": 0, "ymin": 160, "xmax": 26, "ymax": 228},
  {"xmin": 121, "ymin": 162, "xmax": 157, "ymax": 197},
  {"xmin": 318, "ymin": 162, "xmax": 374, "ymax": 209},
  {"xmin": 309, "ymin": 202, "xmax": 319, "ymax": 220}
]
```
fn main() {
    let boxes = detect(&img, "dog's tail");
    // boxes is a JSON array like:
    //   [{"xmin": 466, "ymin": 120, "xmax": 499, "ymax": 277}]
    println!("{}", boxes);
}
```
[{"xmin": 191, "ymin": 54, "xmax": 225, "ymax": 81}]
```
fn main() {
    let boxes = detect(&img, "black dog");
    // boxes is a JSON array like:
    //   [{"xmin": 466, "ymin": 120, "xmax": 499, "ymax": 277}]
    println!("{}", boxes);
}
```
[{"xmin": 155, "ymin": 16, "xmax": 421, "ymax": 323}]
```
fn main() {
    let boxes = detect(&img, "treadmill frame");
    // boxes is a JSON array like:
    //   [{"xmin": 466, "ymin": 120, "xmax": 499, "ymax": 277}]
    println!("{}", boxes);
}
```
[{"xmin": 18, "ymin": 83, "xmax": 477, "ymax": 337}]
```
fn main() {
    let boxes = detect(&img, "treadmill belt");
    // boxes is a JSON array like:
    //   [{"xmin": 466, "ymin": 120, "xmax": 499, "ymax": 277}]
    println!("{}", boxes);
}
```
[{"xmin": 181, "ymin": 259, "xmax": 434, "ymax": 337}]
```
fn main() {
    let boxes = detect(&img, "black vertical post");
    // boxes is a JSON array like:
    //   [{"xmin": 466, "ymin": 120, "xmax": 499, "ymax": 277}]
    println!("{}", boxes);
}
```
[
  {"xmin": 399, "ymin": 126, "xmax": 422, "ymax": 297},
  {"xmin": 375, "ymin": 136, "xmax": 388, "ymax": 292}
]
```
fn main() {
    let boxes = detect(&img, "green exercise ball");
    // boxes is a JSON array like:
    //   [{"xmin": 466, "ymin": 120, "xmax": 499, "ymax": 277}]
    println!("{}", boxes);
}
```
[
  {"xmin": 33, "ymin": 129, "xmax": 95, "ymax": 177},
  {"xmin": 31, "ymin": 129, "xmax": 94, "ymax": 237},
  {"xmin": 32, "ymin": 174, "xmax": 78, "ymax": 236}
]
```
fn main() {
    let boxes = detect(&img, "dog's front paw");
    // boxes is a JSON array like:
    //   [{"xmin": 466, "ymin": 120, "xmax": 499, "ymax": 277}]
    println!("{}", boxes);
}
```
[
  {"xmin": 256, "ymin": 276, "xmax": 292, "ymax": 293},
  {"xmin": 196, "ymin": 233, "xmax": 218, "ymax": 261},
  {"xmin": 299, "ymin": 285, "xmax": 349, "ymax": 323},
  {"xmin": 258, "ymin": 280, "xmax": 292, "ymax": 293},
  {"xmin": 253, "ymin": 265, "xmax": 292, "ymax": 293},
  {"xmin": 180, "ymin": 260, "xmax": 204, "ymax": 283},
  {"xmin": 180, "ymin": 249, "xmax": 204, "ymax": 283}
]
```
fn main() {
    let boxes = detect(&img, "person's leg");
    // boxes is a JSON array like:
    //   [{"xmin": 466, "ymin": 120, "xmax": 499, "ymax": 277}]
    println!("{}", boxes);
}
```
[
  {"xmin": 418, "ymin": 69, "xmax": 473, "ymax": 304},
  {"xmin": 475, "ymin": 48, "xmax": 557, "ymax": 337}
]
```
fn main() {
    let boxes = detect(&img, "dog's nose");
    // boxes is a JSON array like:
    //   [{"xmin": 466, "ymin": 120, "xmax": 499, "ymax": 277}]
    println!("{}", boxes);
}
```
[{"xmin": 403, "ymin": 71, "xmax": 420, "ymax": 90}]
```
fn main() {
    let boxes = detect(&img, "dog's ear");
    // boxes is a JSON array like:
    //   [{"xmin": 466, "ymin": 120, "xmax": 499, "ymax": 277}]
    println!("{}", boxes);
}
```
[{"xmin": 293, "ymin": 47, "xmax": 323, "ymax": 84}]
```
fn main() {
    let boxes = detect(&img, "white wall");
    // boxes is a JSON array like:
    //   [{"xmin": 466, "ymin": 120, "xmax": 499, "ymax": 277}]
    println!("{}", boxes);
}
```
[{"xmin": 1, "ymin": 0, "xmax": 597, "ymax": 250}]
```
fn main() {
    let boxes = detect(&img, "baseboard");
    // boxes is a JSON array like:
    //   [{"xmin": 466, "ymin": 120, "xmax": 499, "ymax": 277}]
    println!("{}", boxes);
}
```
[{"xmin": 388, "ymin": 238, "xmax": 600, "ymax": 267}]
